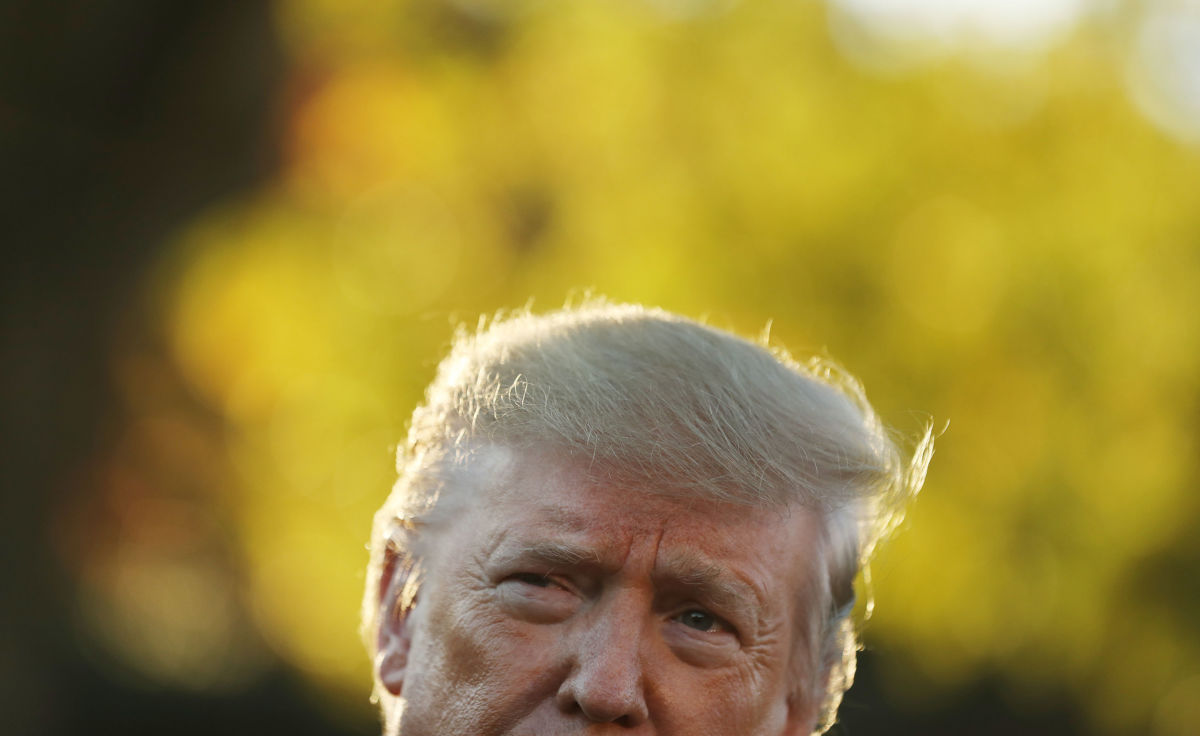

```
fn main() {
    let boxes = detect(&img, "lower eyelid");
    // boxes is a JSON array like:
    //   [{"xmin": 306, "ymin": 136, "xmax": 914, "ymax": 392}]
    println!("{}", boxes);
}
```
[{"xmin": 663, "ymin": 626, "xmax": 741, "ymax": 665}]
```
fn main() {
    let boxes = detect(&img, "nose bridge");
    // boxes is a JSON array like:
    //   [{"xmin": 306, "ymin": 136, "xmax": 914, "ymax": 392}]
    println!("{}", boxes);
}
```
[{"xmin": 557, "ymin": 586, "xmax": 650, "ymax": 725}]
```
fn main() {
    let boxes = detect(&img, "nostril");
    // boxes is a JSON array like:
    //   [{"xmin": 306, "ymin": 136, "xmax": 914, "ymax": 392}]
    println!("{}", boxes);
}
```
[
  {"xmin": 575, "ymin": 701, "xmax": 648, "ymax": 728},
  {"xmin": 611, "ymin": 713, "xmax": 639, "ymax": 729},
  {"xmin": 578, "ymin": 698, "xmax": 642, "ymax": 726}
]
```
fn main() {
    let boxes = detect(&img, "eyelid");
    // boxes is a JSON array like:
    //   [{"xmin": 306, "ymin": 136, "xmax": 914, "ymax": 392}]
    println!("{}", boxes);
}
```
[
  {"xmin": 511, "ymin": 572, "xmax": 552, "ymax": 585},
  {"xmin": 707, "ymin": 611, "xmax": 736, "ymax": 634},
  {"xmin": 497, "ymin": 572, "xmax": 580, "ymax": 624},
  {"xmin": 505, "ymin": 570, "xmax": 575, "ymax": 593}
]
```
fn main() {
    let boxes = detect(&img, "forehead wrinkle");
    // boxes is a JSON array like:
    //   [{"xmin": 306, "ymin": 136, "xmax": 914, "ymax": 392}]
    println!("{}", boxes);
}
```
[{"xmin": 530, "ymin": 505, "xmax": 595, "ymax": 535}]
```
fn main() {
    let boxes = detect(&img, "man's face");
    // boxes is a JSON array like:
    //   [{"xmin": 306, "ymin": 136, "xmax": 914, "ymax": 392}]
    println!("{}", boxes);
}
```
[{"xmin": 378, "ymin": 446, "xmax": 825, "ymax": 736}]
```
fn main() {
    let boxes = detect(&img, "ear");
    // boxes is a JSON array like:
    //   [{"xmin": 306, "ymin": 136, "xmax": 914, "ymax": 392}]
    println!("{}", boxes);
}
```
[
  {"xmin": 375, "ymin": 548, "xmax": 417, "ymax": 696},
  {"xmin": 779, "ymin": 691, "xmax": 820, "ymax": 736}
]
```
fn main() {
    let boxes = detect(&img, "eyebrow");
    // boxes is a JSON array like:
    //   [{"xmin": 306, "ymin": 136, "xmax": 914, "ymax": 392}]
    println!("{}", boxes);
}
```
[
  {"xmin": 491, "ymin": 539, "xmax": 602, "ymax": 569},
  {"xmin": 654, "ymin": 552, "xmax": 764, "ymax": 629}
]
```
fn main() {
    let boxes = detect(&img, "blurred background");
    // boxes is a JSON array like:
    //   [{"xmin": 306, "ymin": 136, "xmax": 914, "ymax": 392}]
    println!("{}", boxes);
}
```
[{"xmin": 3, "ymin": 0, "xmax": 1199, "ymax": 734}]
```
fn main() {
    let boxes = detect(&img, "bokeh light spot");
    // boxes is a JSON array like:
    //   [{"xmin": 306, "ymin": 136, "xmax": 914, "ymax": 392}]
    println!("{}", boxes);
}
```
[{"xmin": 1127, "ymin": 7, "xmax": 1200, "ymax": 145}]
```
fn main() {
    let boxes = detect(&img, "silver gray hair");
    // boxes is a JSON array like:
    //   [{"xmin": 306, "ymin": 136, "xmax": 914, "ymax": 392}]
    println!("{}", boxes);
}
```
[{"xmin": 363, "ymin": 302, "xmax": 932, "ymax": 733}]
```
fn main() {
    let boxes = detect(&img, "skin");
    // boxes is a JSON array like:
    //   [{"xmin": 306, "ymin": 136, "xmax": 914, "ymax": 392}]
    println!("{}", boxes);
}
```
[{"xmin": 376, "ymin": 445, "xmax": 825, "ymax": 736}]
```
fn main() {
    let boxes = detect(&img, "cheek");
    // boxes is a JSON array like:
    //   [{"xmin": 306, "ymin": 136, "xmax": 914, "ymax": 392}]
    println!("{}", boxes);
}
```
[
  {"xmin": 678, "ymin": 652, "xmax": 792, "ymax": 735},
  {"xmin": 399, "ymin": 594, "xmax": 520, "ymax": 736},
  {"xmin": 426, "ymin": 611, "xmax": 491, "ymax": 688},
  {"xmin": 705, "ymin": 681, "xmax": 790, "ymax": 736},
  {"xmin": 419, "ymin": 584, "xmax": 515, "ymax": 692},
  {"xmin": 410, "ymin": 578, "xmax": 563, "ymax": 723}
]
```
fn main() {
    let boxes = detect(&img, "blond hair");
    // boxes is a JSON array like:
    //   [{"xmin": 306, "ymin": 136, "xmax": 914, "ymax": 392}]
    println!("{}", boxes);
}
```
[{"xmin": 363, "ymin": 302, "xmax": 932, "ymax": 732}]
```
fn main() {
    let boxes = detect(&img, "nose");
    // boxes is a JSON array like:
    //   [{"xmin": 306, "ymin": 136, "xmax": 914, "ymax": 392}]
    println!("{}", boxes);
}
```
[{"xmin": 555, "ymin": 599, "xmax": 650, "ymax": 727}]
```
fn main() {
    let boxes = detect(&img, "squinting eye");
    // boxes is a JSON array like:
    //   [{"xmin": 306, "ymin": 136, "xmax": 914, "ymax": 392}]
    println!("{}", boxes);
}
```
[
  {"xmin": 676, "ymin": 609, "xmax": 723, "ymax": 632},
  {"xmin": 510, "ymin": 573, "xmax": 554, "ymax": 588},
  {"xmin": 497, "ymin": 572, "xmax": 578, "ymax": 625}
]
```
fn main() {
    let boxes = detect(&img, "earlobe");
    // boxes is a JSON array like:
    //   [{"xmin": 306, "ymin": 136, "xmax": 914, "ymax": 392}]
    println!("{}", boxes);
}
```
[{"xmin": 376, "ymin": 629, "xmax": 410, "ymax": 696}]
